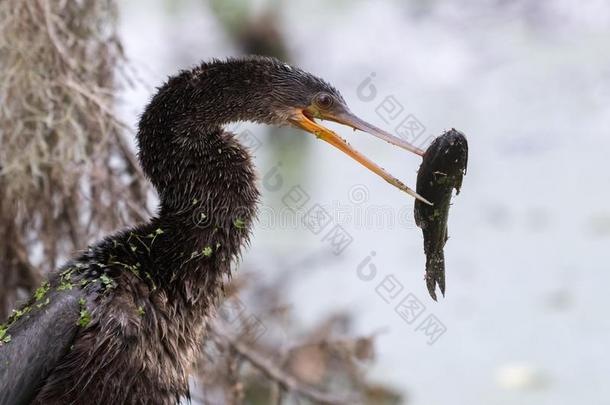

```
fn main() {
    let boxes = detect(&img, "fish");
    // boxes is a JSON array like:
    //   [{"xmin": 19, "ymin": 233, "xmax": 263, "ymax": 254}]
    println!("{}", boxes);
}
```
[{"xmin": 414, "ymin": 129, "xmax": 468, "ymax": 300}]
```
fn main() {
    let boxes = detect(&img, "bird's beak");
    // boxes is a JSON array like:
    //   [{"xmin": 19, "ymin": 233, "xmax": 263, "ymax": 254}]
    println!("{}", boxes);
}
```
[
  {"xmin": 289, "ymin": 109, "xmax": 432, "ymax": 205},
  {"xmin": 326, "ymin": 110, "xmax": 426, "ymax": 156}
]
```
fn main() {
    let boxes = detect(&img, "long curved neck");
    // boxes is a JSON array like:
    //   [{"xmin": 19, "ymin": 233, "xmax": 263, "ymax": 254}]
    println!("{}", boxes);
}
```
[
  {"xmin": 136, "ymin": 61, "xmax": 271, "ymax": 212},
  {"xmin": 134, "ymin": 62, "xmax": 262, "ymax": 282}
]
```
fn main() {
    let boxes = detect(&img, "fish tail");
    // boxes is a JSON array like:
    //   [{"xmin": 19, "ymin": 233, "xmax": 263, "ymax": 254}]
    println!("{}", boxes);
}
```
[{"xmin": 425, "ymin": 252, "xmax": 445, "ymax": 300}]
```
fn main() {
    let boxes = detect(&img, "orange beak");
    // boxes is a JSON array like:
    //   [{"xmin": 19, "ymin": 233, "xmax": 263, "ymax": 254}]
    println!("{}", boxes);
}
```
[{"xmin": 289, "ymin": 108, "xmax": 432, "ymax": 205}]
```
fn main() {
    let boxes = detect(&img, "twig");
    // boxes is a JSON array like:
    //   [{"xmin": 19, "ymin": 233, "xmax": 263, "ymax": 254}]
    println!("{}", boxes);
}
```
[{"xmin": 212, "ymin": 326, "xmax": 355, "ymax": 405}]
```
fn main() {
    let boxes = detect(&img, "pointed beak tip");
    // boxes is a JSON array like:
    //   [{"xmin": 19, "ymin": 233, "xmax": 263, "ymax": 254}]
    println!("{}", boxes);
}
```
[{"xmin": 291, "ymin": 108, "xmax": 427, "ymax": 203}]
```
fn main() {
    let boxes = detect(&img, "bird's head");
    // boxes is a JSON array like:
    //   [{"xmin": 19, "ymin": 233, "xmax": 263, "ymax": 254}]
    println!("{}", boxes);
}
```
[
  {"xmin": 256, "ymin": 58, "xmax": 429, "ymax": 203},
  {"xmin": 164, "ymin": 57, "xmax": 430, "ymax": 203}
]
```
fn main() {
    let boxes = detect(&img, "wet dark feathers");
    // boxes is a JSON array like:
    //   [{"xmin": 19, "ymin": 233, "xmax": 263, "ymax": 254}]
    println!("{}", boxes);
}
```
[{"xmin": 1, "ymin": 56, "xmax": 341, "ymax": 404}]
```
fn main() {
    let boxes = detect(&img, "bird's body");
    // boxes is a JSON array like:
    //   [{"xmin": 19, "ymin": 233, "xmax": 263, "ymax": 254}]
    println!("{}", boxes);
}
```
[
  {"xmin": 28, "ymin": 219, "xmax": 253, "ymax": 404},
  {"xmin": 3, "ymin": 59, "xmax": 259, "ymax": 405},
  {"xmin": 0, "ymin": 56, "xmax": 425, "ymax": 404}
]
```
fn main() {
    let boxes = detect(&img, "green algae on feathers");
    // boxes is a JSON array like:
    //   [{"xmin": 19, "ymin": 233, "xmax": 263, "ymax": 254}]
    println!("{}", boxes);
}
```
[{"xmin": 77, "ymin": 298, "xmax": 91, "ymax": 328}]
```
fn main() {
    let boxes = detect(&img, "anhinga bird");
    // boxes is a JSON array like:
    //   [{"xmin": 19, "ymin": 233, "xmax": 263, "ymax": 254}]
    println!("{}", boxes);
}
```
[{"xmin": 0, "ymin": 56, "xmax": 426, "ymax": 405}]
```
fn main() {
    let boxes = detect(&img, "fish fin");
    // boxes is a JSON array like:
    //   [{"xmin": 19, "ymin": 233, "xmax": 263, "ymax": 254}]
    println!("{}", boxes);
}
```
[{"xmin": 455, "ymin": 175, "xmax": 463, "ymax": 194}]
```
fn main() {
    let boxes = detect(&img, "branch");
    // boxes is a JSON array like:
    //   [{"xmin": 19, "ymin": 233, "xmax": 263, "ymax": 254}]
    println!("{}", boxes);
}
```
[{"xmin": 212, "ymin": 326, "xmax": 356, "ymax": 405}]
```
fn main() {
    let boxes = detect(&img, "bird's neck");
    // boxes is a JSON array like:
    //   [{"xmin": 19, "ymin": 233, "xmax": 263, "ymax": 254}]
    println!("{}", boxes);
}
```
[
  {"xmin": 137, "ymin": 63, "xmax": 262, "ymax": 212},
  {"xmin": 134, "ymin": 64, "xmax": 261, "ymax": 285}
]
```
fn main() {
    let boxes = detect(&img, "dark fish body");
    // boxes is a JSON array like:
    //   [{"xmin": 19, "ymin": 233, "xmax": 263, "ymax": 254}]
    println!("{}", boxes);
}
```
[{"xmin": 414, "ymin": 129, "xmax": 468, "ymax": 300}]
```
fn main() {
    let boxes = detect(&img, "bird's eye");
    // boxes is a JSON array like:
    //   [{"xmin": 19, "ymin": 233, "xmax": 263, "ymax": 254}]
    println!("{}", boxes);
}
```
[{"xmin": 314, "ymin": 93, "xmax": 334, "ymax": 109}]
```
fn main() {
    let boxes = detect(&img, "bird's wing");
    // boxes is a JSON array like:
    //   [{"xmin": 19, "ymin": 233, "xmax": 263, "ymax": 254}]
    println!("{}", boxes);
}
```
[{"xmin": 0, "ymin": 288, "xmax": 84, "ymax": 405}]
